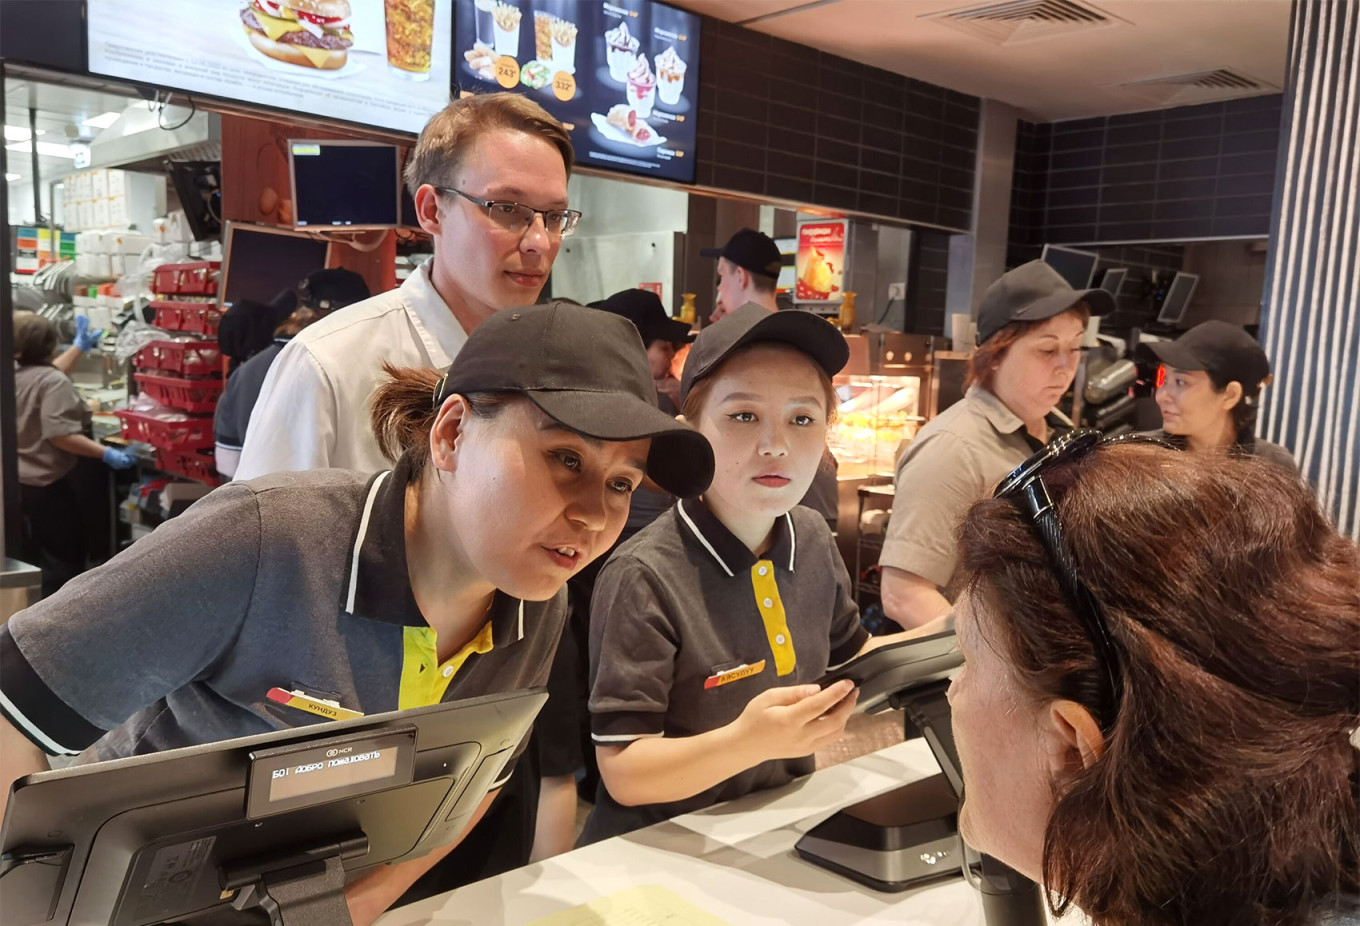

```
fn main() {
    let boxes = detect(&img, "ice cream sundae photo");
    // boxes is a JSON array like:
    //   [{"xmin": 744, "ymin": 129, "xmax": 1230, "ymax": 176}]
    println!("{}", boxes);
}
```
[
  {"xmin": 656, "ymin": 45, "xmax": 686, "ymax": 106},
  {"xmin": 605, "ymin": 20, "xmax": 639, "ymax": 81},
  {"xmin": 626, "ymin": 53, "xmax": 657, "ymax": 118}
]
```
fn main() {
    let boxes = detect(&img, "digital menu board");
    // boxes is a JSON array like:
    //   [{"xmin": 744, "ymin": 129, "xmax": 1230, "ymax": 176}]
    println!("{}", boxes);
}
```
[
  {"xmin": 87, "ymin": 0, "xmax": 454, "ymax": 136},
  {"xmin": 456, "ymin": 0, "xmax": 699, "ymax": 184}
]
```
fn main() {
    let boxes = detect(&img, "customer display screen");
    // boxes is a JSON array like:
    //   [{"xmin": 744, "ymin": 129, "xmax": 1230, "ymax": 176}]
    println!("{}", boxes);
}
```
[
  {"xmin": 291, "ymin": 142, "xmax": 401, "ymax": 229},
  {"xmin": 455, "ymin": 0, "xmax": 700, "ymax": 184},
  {"xmin": 87, "ymin": 0, "xmax": 454, "ymax": 136},
  {"xmin": 246, "ymin": 727, "xmax": 417, "ymax": 818},
  {"xmin": 220, "ymin": 223, "xmax": 330, "ymax": 311}
]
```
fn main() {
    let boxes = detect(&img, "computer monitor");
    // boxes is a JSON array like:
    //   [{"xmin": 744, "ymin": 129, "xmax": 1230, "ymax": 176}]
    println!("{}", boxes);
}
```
[
  {"xmin": 0, "ymin": 690, "xmax": 546, "ymax": 926},
  {"xmin": 1156, "ymin": 272, "xmax": 1199, "ymax": 326},
  {"xmin": 1099, "ymin": 267, "xmax": 1127, "ymax": 296},
  {"xmin": 1041, "ymin": 244, "xmax": 1100, "ymax": 290},
  {"xmin": 289, "ymin": 141, "xmax": 401, "ymax": 231},
  {"xmin": 220, "ymin": 223, "xmax": 331, "ymax": 312}
]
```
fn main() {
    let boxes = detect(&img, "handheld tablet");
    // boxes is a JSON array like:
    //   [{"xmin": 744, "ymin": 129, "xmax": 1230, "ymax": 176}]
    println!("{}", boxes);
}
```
[{"xmin": 819, "ymin": 631, "xmax": 962, "ymax": 714}]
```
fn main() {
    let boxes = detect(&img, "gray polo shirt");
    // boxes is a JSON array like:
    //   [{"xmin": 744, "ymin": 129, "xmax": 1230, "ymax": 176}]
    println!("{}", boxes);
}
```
[
  {"xmin": 0, "ymin": 455, "xmax": 564, "ymax": 787},
  {"xmin": 881, "ymin": 385, "xmax": 1069, "ymax": 591},
  {"xmin": 14, "ymin": 362, "xmax": 91, "ymax": 487},
  {"xmin": 581, "ymin": 497, "xmax": 868, "ymax": 843}
]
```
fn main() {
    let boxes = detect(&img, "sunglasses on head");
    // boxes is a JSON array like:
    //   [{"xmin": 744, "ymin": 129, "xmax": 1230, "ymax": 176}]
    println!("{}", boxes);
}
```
[{"xmin": 993, "ymin": 429, "xmax": 1175, "ymax": 732}]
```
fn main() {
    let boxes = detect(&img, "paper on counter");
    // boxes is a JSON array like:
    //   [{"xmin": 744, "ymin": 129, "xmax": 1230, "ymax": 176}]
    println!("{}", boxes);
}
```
[
  {"xmin": 523, "ymin": 885, "xmax": 729, "ymax": 925},
  {"xmin": 668, "ymin": 738, "xmax": 941, "ymax": 848}
]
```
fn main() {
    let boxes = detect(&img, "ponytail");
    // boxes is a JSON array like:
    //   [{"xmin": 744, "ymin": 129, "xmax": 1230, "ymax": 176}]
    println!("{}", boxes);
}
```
[
  {"xmin": 370, "ymin": 362, "xmax": 516, "ymax": 475},
  {"xmin": 371, "ymin": 362, "xmax": 442, "ymax": 471}
]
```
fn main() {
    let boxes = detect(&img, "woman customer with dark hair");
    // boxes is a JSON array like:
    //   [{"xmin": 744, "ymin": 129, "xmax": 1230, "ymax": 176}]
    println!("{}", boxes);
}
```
[
  {"xmin": 12, "ymin": 311, "xmax": 135, "ymax": 595},
  {"xmin": 0, "ymin": 302, "xmax": 712, "ymax": 925},
  {"xmin": 1143, "ymin": 319, "xmax": 1297, "ymax": 473},
  {"xmin": 949, "ymin": 434, "xmax": 1358, "ymax": 926},
  {"xmin": 879, "ymin": 260, "xmax": 1114, "ymax": 629}
]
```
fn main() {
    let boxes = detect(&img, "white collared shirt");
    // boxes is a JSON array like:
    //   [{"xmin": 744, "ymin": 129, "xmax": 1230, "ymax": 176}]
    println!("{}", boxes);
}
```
[{"xmin": 235, "ymin": 263, "xmax": 468, "ymax": 480}]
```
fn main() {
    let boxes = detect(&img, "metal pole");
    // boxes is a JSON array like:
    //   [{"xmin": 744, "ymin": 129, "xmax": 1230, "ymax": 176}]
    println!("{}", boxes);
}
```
[
  {"xmin": 1, "ymin": 57, "xmax": 25, "ymax": 557},
  {"xmin": 28, "ymin": 100, "xmax": 43, "ymax": 224}
]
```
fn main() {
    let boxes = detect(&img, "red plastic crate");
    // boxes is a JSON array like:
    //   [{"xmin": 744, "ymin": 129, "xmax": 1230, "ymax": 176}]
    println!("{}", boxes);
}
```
[
  {"xmin": 152, "ymin": 301, "xmax": 221, "ymax": 337},
  {"xmin": 134, "ymin": 372, "xmax": 225, "ymax": 414},
  {"xmin": 134, "ymin": 339, "xmax": 223, "ymax": 377},
  {"xmin": 155, "ymin": 449, "xmax": 222, "ymax": 487},
  {"xmin": 115, "ymin": 408, "xmax": 216, "ymax": 451},
  {"xmin": 153, "ymin": 261, "xmax": 220, "ymax": 296}
]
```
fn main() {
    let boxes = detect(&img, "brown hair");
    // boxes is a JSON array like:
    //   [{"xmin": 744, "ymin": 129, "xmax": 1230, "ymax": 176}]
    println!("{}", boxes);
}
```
[
  {"xmin": 274, "ymin": 307, "xmax": 321, "ymax": 339},
  {"xmin": 403, "ymin": 92, "xmax": 574, "ymax": 196},
  {"xmin": 958, "ymin": 443, "xmax": 1360, "ymax": 926},
  {"xmin": 369, "ymin": 363, "xmax": 514, "ymax": 476},
  {"xmin": 965, "ymin": 305, "xmax": 1091, "ymax": 392},
  {"xmin": 681, "ymin": 343, "xmax": 839, "ymax": 426},
  {"xmin": 13, "ymin": 312, "xmax": 58, "ymax": 366}
]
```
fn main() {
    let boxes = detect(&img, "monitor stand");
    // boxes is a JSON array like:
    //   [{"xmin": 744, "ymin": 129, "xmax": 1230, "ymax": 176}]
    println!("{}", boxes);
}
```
[{"xmin": 221, "ymin": 833, "xmax": 368, "ymax": 926}]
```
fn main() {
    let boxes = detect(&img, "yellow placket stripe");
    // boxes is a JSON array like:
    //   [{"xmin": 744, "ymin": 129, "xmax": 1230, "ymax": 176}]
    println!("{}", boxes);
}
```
[
  {"xmin": 750, "ymin": 559, "xmax": 796, "ymax": 676},
  {"xmin": 398, "ymin": 620, "xmax": 496, "ymax": 710}
]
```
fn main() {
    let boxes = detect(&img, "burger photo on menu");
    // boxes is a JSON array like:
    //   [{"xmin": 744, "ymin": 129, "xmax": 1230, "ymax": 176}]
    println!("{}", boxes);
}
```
[{"xmin": 240, "ymin": 0, "xmax": 354, "ymax": 71}]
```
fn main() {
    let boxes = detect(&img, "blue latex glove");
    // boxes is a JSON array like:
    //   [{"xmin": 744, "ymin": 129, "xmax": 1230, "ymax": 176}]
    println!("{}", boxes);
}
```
[
  {"xmin": 102, "ymin": 447, "xmax": 136, "ymax": 470},
  {"xmin": 74, "ymin": 315, "xmax": 104, "ymax": 352}
]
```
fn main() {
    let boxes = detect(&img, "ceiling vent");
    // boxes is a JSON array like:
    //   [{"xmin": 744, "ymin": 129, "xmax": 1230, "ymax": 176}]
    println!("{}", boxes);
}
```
[
  {"xmin": 923, "ymin": 0, "xmax": 1126, "ymax": 46},
  {"xmin": 1114, "ymin": 69, "xmax": 1279, "ymax": 107}
]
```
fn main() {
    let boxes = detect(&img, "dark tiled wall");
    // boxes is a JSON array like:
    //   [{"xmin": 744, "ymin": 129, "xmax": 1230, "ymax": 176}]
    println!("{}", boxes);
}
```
[
  {"xmin": 694, "ymin": 17, "xmax": 980, "ymax": 232},
  {"xmin": 905, "ymin": 230, "xmax": 952, "ymax": 336},
  {"xmin": 1011, "ymin": 95, "xmax": 1282, "ymax": 247}
]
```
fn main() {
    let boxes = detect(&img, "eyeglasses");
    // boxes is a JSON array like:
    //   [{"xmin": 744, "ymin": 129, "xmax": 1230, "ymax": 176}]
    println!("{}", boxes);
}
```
[
  {"xmin": 436, "ymin": 187, "xmax": 582, "ymax": 237},
  {"xmin": 993, "ymin": 429, "xmax": 1174, "ymax": 731}
]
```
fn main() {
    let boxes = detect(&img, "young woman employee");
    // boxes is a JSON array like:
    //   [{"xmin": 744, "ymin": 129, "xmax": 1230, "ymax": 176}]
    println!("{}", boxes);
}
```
[
  {"xmin": 0, "ymin": 302, "xmax": 714, "ymax": 925},
  {"xmin": 879, "ymin": 260, "xmax": 1114, "ymax": 629},
  {"xmin": 581, "ymin": 305, "xmax": 916, "ymax": 843}
]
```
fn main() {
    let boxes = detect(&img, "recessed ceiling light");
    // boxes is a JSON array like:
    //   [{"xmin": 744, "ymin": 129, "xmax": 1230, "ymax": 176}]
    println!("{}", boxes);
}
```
[
  {"xmin": 5, "ymin": 141, "xmax": 76, "ymax": 158},
  {"xmin": 82, "ymin": 111, "xmax": 122, "ymax": 129},
  {"xmin": 4, "ymin": 125, "xmax": 46, "ymax": 141},
  {"xmin": 4, "ymin": 173, "xmax": 20, "ymax": 182}
]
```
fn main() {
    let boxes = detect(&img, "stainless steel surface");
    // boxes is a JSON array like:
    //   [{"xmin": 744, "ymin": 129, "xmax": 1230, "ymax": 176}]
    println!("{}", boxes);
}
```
[{"xmin": 2, "ymin": 557, "xmax": 43, "ymax": 622}]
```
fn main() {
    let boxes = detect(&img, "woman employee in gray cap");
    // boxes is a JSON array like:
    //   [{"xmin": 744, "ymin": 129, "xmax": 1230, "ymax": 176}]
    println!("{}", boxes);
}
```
[
  {"xmin": 1142, "ymin": 320, "xmax": 1296, "ymax": 473},
  {"xmin": 0, "ymin": 302, "xmax": 713, "ymax": 926},
  {"xmin": 879, "ymin": 260, "xmax": 1114, "ymax": 630}
]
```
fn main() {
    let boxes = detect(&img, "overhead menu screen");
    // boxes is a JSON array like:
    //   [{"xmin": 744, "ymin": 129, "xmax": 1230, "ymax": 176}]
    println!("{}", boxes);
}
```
[
  {"xmin": 87, "ymin": 0, "xmax": 454, "ymax": 136},
  {"xmin": 456, "ymin": 0, "xmax": 700, "ymax": 184}
]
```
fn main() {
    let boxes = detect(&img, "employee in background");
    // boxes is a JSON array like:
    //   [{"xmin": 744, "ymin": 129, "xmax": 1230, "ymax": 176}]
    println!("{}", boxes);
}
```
[
  {"xmin": 214, "ymin": 268, "xmax": 371, "ymax": 478},
  {"xmin": 879, "ymin": 261, "xmax": 1113, "ymax": 629},
  {"xmin": 702, "ymin": 228, "xmax": 840, "ymax": 532},
  {"xmin": 0, "ymin": 303, "xmax": 713, "ymax": 926},
  {"xmin": 12, "ymin": 312, "xmax": 134, "ymax": 596},
  {"xmin": 235, "ymin": 91, "xmax": 579, "ymax": 479},
  {"xmin": 51, "ymin": 314, "xmax": 102, "ymax": 376},
  {"xmin": 1141, "ymin": 320, "xmax": 1297, "ymax": 474},
  {"xmin": 948, "ymin": 438, "xmax": 1357, "ymax": 926}
]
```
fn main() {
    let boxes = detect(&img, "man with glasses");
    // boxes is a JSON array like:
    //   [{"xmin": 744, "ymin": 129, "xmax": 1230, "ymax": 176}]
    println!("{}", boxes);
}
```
[{"xmin": 236, "ymin": 93, "xmax": 580, "ymax": 479}]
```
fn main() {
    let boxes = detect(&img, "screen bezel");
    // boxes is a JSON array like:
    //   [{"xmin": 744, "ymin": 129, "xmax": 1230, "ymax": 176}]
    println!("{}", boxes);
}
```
[
  {"xmin": 219, "ymin": 221, "xmax": 332, "ymax": 312},
  {"xmin": 1156, "ymin": 272, "xmax": 1200, "ymax": 325},
  {"xmin": 288, "ymin": 139, "xmax": 402, "ymax": 231},
  {"xmin": 1099, "ymin": 267, "xmax": 1127, "ymax": 295},
  {"xmin": 246, "ymin": 726, "xmax": 416, "ymax": 819},
  {"xmin": 1040, "ymin": 244, "xmax": 1100, "ymax": 290}
]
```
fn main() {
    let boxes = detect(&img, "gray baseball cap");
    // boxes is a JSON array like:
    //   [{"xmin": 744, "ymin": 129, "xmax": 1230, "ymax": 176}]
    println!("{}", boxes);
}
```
[{"xmin": 977, "ymin": 260, "xmax": 1115, "ymax": 344}]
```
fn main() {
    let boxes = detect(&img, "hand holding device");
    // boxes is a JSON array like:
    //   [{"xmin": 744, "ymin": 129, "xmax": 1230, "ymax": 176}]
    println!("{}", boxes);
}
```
[{"xmin": 733, "ymin": 680, "xmax": 857, "ymax": 762}]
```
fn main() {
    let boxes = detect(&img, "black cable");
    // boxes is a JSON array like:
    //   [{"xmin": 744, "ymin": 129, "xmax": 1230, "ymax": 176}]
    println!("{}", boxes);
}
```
[{"xmin": 158, "ymin": 94, "xmax": 197, "ymax": 131}]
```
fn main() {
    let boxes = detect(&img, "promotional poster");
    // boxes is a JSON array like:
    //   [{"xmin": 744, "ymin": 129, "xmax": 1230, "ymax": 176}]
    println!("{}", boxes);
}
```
[{"xmin": 795, "ymin": 219, "xmax": 848, "ymax": 304}]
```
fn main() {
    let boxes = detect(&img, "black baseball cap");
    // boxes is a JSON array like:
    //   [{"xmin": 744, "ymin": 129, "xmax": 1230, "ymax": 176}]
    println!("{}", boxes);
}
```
[
  {"xmin": 298, "ymin": 267, "xmax": 371, "ymax": 312},
  {"xmin": 977, "ymin": 260, "xmax": 1115, "ymax": 345},
  {"xmin": 434, "ymin": 301, "xmax": 714, "ymax": 498},
  {"xmin": 680, "ymin": 303, "xmax": 849, "ymax": 405},
  {"xmin": 699, "ymin": 228, "xmax": 783, "ymax": 280},
  {"xmin": 591, "ymin": 288, "xmax": 694, "ymax": 346},
  {"xmin": 1141, "ymin": 320, "xmax": 1271, "ymax": 389}
]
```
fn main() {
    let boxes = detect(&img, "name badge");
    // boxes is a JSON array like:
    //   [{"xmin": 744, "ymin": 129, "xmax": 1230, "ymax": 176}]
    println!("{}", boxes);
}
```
[{"xmin": 703, "ymin": 660, "xmax": 767, "ymax": 689}]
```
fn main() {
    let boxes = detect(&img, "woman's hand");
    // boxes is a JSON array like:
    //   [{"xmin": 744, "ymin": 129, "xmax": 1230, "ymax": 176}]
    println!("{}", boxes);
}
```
[{"xmin": 732, "ymin": 679, "xmax": 858, "ymax": 762}]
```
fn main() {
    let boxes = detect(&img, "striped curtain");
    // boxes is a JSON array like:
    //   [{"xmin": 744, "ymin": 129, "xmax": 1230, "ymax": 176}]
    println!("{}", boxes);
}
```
[{"xmin": 1260, "ymin": 0, "xmax": 1360, "ymax": 540}]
